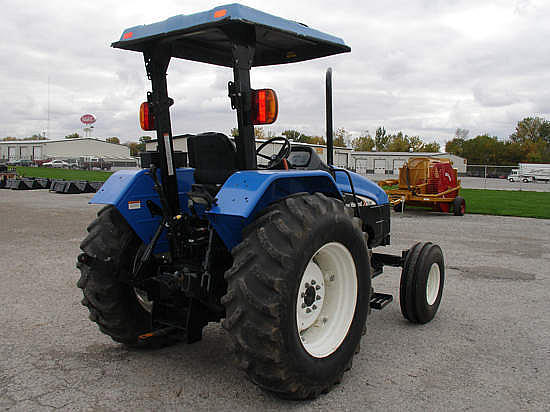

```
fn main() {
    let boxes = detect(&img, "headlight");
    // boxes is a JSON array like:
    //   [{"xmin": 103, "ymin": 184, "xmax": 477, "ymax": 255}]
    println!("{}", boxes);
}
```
[{"xmin": 344, "ymin": 193, "xmax": 377, "ymax": 207}]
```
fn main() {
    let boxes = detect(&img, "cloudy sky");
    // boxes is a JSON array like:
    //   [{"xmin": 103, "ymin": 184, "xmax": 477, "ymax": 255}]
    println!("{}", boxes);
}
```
[{"xmin": 2, "ymin": 0, "xmax": 549, "ymax": 148}]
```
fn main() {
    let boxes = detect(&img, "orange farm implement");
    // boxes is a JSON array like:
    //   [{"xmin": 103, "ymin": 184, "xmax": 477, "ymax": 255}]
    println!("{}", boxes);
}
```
[{"xmin": 378, "ymin": 157, "xmax": 465, "ymax": 216}]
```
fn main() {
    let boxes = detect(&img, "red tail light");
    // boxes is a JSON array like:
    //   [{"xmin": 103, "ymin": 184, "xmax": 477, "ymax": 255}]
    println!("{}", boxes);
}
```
[
  {"xmin": 251, "ymin": 89, "xmax": 278, "ymax": 125},
  {"xmin": 140, "ymin": 102, "xmax": 155, "ymax": 131}
]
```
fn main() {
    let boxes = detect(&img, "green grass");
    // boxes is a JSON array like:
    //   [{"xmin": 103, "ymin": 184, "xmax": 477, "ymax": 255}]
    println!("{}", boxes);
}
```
[
  {"xmin": 16, "ymin": 166, "xmax": 113, "ymax": 182},
  {"xmin": 460, "ymin": 189, "xmax": 550, "ymax": 219}
]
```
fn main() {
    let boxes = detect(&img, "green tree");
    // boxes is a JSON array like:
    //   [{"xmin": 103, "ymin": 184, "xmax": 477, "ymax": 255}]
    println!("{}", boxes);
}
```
[
  {"xmin": 308, "ymin": 136, "xmax": 326, "ymax": 145},
  {"xmin": 27, "ymin": 134, "xmax": 48, "ymax": 140},
  {"xmin": 281, "ymin": 129, "xmax": 302, "ymax": 141},
  {"xmin": 461, "ymin": 134, "xmax": 504, "ymax": 165},
  {"xmin": 333, "ymin": 128, "xmax": 349, "ymax": 147},
  {"xmin": 106, "ymin": 136, "xmax": 120, "ymax": 144},
  {"xmin": 139, "ymin": 136, "xmax": 152, "ymax": 144},
  {"xmin": 386, "ymin": 132, "xmax": 410, "ymax": 152},
  {"xmin": 351, "ymin": 133, "xmax": 375, "ymax": 151},
  {"xmin": 408, "ymin": 135, "xmax": 425, "ymax": 152},
  {"xmin": 421, "ymin": 141, "xmax": 441, "ymax": 152},
  {"xmin": 375, "ymin": 127, "xmax": 390, "ymax": 151},
  {"xmin": 125, "ymin": 142, "xmax": 141, "ymax": 156},
  {"xmin": 445, "ymin": 137, "xmax": 465, "ymax": 156},
  {"xmin": 509, "ymin": 117, "xmax": 550, "ymax": 162},
  {"xmin": 2, "ymin": 137, "xmax": 17, "ymax": 141},
  {"xmin": 65, "ymin": 133, "xmax": 80, "ymax": 139}
]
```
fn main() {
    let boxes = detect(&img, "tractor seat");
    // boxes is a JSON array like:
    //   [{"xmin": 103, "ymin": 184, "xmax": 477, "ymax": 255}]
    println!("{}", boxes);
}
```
[{"xmin": 187, "ymin": 132, "xmax": 237, "ymax": 194}]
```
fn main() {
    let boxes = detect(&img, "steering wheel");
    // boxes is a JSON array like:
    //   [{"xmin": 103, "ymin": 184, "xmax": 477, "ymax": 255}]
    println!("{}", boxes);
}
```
[{"xmin": 256, "ymin": 136, "xmax": 291, "ymax": 169}]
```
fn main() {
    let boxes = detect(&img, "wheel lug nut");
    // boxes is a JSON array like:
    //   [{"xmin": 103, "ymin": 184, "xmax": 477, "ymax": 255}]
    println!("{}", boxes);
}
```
[
  {"xmin": 329, "ymin": 275, "xmax": 335, "ymax": 282},
  {"xmin": 315, "ymin": 285, "xmax": 321, "ymax": 290},
  {"xmin": 311, "ymin": 280, "xmax": 316, "ymax": 285},
  {"xmin": 301, "ymin": 303, "xmax": 306, "ymax": 308},
  {"xmin": 305, "ymin": 283, "xmax": 310, "ymax": 288},
  {"xmin": 301, "ymin": 292, "xmax": 305, "ymax": 298},
  {"xmin": 306, "ymin": 308, "xmax": 311, "ymax": 313},
  {"xmin": 316, "ymin": 295, "xmax": 321, "ymax": 300},
  {"xmin": 312, "ymin": 305, "xmax": 317, "ymax": 310}
]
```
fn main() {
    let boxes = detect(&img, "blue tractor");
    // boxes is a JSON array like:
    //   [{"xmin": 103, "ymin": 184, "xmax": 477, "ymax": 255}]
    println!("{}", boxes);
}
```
[{"xmin": 77, "ymin": 4, "xmax": 445, "ymax": 399}]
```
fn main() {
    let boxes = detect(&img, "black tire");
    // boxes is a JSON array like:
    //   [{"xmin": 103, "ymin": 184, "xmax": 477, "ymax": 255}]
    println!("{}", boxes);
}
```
[
  {"xmin": 452, "ymin": 196, "xmax": 465, "ymax": 216},
  {"xmin": 400, "ymin": 242, "xmax": 444, "ymax": 324},
  {"xmin": 222, "ymin": 193, "xmax": 370, "ymax": 399},
  {"xmin": 77, "ymin": 205, "xmax": 177, "ymax": 347}
]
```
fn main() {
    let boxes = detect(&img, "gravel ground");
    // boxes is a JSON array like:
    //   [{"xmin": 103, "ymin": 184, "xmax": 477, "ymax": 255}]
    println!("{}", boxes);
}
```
[{"xmin": 1, "ymin": 189, "xmax": 549, "ymax": 411}]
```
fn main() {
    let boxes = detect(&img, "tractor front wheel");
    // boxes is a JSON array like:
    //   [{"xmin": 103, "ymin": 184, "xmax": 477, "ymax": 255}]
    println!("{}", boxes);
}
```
[
  {"xmin": 222, "ymin": 193, "xmax": 370, "ymax": 399},
  {"xmin": 399, "ymin": 242, "xmax": 444, "ymax": 324}
]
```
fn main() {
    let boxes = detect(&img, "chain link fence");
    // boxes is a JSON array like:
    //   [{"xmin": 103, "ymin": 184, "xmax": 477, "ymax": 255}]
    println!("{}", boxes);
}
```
[{"xmin": 465, "ymin": 165, "xmax": 516, "ymax": 178}]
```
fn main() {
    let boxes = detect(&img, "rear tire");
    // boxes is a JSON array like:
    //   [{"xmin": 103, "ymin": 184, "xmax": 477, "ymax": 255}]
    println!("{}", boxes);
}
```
[
  {"xmin": 222, "ymin": 193, "xmax": 370, "ymax": 399},
  {"xmin": 77, "ymin": 205, "xmax": 178, "ymax": 347},
  {"xmin": 400, "ymin": 242, "xmax": 444, "ymax": 324},
  {"xmin": 452, "ymin": 196, "xmax": 465, "ymax": 216}
]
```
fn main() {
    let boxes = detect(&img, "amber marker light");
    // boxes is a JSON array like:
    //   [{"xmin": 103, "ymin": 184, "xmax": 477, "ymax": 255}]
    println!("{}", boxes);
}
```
[
  {"xmin": 214, "ymin": 9, "xmax": 227, "ymax": 18},
  {"xmin": 139, "ymin": 102, "xmax": 155, "ymax": 131},
  {"xmin": 251, "ymin": 89, "xmax": 278, "ymax": 125}
]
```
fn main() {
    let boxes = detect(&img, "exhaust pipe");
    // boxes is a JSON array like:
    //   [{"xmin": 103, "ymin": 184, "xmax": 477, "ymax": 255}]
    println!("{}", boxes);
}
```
[{"xmin": 325, "ymin": 68, "xmax": 333, "ymax": 166}]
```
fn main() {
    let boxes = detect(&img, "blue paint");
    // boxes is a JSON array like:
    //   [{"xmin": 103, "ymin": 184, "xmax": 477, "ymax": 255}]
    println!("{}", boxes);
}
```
[
  {"xmin": 91, "ymin": 168, "xmax": 194, "ymax": 252},
  {"xmin": 206, "ymin": 170, "xmax": 341, "ymax": 249},
  {"xmin": 116, "ymin": 4, "xmax": 348, "ymax": 48},
  {"xmin": 333, "ymin": 170, "xmax": 389, "ymax": 205},
  {"xmin": 91, "ymin": 167, "xmax": 386, "ymax": 251}
]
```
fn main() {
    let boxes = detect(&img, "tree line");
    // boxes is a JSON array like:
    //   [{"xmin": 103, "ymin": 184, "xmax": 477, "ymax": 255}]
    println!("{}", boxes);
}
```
[
  {"xmin": 445, "ymin": 117, "xmax": 550, "ymax": 165},
  {"xmin": 5, "ymin": 116, "xmax": 549, "ymax": 165},
  {"xmin": 234, "ymin": 126, "xmax": 440, "ymax": 152}
]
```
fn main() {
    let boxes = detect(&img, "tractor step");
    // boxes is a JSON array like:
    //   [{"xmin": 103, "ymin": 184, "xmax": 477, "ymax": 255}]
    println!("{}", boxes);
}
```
[{"xmin": 370, "ymin": 293, "xmax": 393, "ymax": 310}]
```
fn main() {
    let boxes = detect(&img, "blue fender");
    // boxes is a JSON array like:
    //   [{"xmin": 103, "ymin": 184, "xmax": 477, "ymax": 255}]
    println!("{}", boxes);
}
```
[
  {"xmin": 206, "ymin": 170, "xmax": 342, "ymax": 249},
  {"xmin": 90, "ymin": 168, "xmax": 343, "ymax": 252},
  {"xmin": 333, "ymin": 169, "xmax": 389, "ymax": 204},
  {"xmin": 90, "ymin": 169, "xmax": 194, "ymax": 252}
]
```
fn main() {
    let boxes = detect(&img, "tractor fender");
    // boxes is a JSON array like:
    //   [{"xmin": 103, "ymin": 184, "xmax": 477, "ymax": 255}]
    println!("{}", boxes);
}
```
[
  {"xmin": 206, "ymin": 170, "xmax": 342, "ymax": 250},
  {"xmin": 89, "ymin": 169, "xmax": 195, "ymax": 252},
  {"xmin": 333, "ymin": 169, "xmax": 389, "ymax": 205},
  {"xmin": 90, "ymin": 169, "xmax": 343, "ymax": 252}
]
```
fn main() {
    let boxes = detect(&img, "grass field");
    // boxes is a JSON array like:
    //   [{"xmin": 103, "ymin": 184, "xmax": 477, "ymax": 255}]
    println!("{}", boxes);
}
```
[
  {"xmin": 15, "ymin": 166, "xmax": 113, "ymax": 182},
  {"xmin": 460, "ymin": 189, "xmax": 550, "ymax": 219}
]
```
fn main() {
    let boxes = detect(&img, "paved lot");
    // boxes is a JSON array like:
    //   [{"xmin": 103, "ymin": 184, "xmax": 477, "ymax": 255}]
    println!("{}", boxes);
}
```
[{"xmin": 1, "ymin": 190, "xmax": 549, "ymax": 411}]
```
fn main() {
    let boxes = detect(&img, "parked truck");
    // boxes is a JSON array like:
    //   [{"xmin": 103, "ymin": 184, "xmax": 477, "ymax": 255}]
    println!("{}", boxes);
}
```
[{"xmin": 508, "ymin": 163, "xmax": 550, "ymax": 183}]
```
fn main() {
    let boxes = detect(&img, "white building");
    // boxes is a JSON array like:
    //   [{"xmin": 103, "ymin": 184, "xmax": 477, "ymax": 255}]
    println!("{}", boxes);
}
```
[
  {"xmin": 145, "ymin": 135, "xmax": 353, "ymax": 168},
  {"xmin": 0, "ymin": 137, "xmax": 136, "ymax": 166},
  {"xmin": 350, "ymin": 151, "xmax": 467, "ymax": 175}
]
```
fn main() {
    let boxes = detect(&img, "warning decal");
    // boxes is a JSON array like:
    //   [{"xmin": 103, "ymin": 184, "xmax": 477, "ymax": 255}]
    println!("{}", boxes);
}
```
[{"xmin": 128, "ymin": 201, "xmax": 141, "ymax": 210}]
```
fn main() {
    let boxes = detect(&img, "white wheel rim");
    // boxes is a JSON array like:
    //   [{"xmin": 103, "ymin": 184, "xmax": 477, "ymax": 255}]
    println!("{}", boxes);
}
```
[
  {"xmin": 426, "ymin": 263, "xmax": 440, "ymax": 306},
  {"xmin": 296, "ymin": 242, "xmax": 357, "ymax": 358}
]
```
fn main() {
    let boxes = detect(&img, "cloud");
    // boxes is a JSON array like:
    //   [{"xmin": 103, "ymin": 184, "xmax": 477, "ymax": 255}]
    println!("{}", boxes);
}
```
[{"xmin": 1, "ymin": 0, "xmax": 550, "ymax": 147}]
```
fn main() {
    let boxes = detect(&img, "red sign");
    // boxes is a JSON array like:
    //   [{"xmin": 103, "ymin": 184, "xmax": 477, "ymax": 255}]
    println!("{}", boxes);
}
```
[{"xmin": 80, "ymin": 114, "xmax": 96, "ymax": 125}]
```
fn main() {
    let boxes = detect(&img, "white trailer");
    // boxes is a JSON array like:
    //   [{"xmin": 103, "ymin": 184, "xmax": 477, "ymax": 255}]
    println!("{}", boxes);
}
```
[{"xmin": 509, "ymin": 163, "xmax": 550, "ymax": 183}]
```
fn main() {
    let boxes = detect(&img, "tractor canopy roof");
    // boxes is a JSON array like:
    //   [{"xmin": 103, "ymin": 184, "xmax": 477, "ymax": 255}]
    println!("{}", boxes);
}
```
[{"xmin": 112, "ymin": 3, "xmax": 350, "ymax": 67}]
